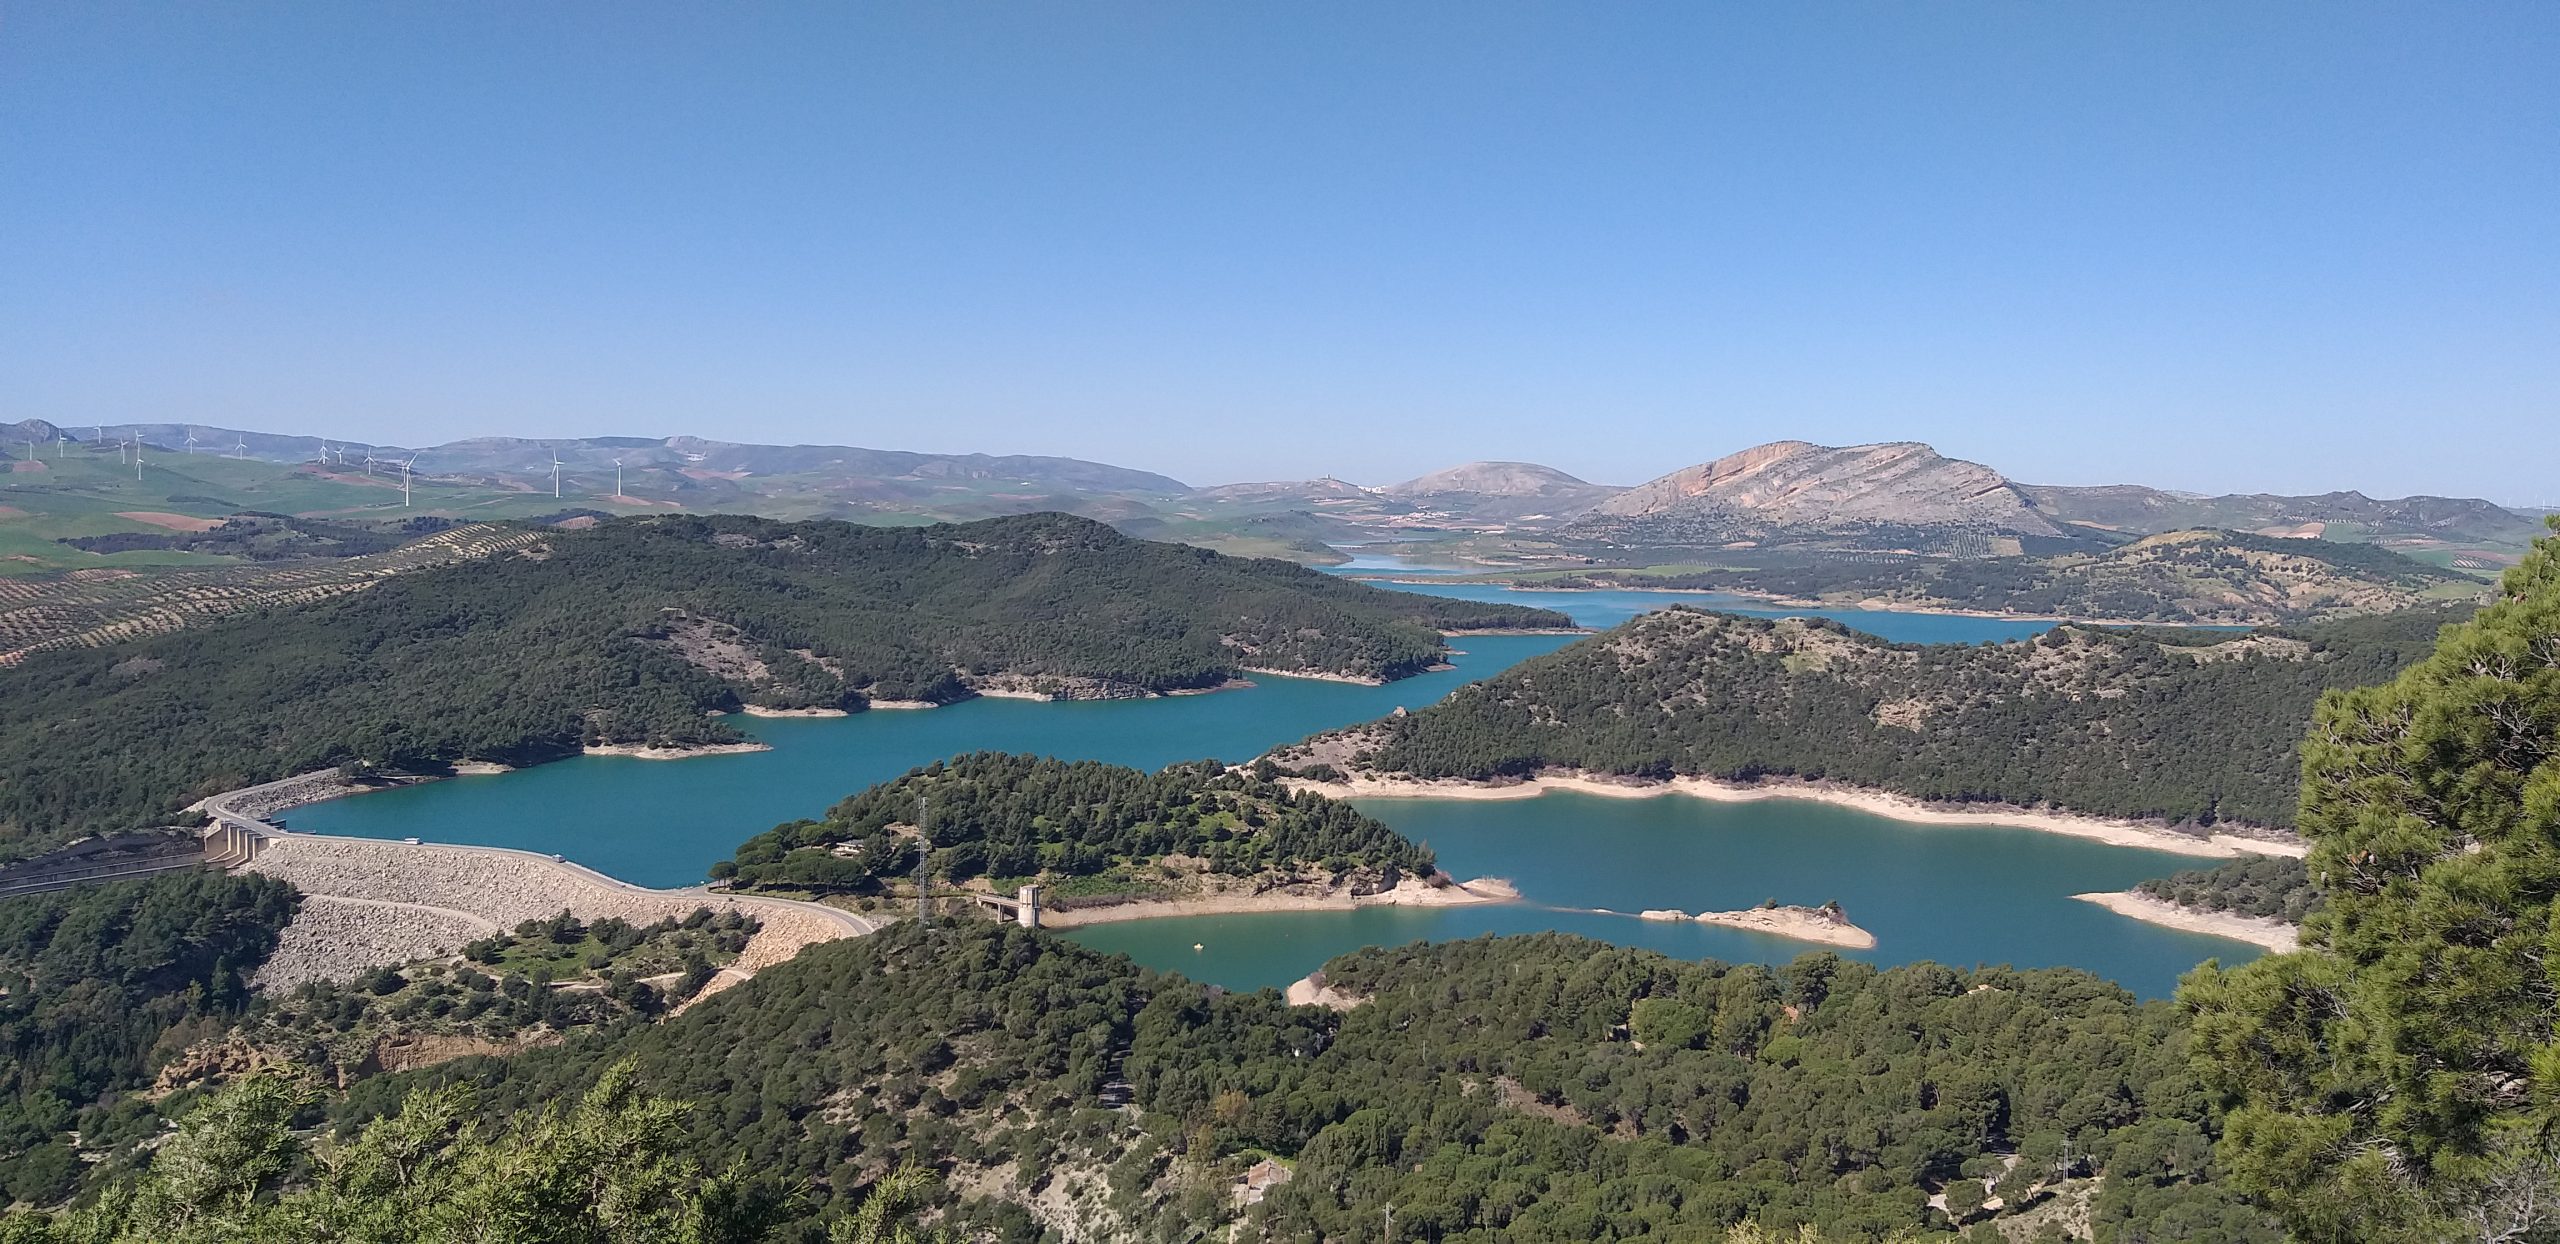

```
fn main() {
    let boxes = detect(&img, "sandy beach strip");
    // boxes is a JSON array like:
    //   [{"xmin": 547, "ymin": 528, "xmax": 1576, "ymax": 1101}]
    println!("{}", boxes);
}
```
[
  {"xmin": 1691, "ymin": 907, "xmax": 1876, "ymax": 949},
  {"xmin": 1292, "ymin": 771, "xmax": 2303, "ymax": 860},
  {"xmin": 1636, "ymin": 904, "xmax": 1876, "ymax": 948},
  {"xmin": 1034, "ymin": 875, "xmax": 1518, "ymax": 929},
  {"xmin": 2074, "ymin": 891, "xmax": 2299, "ymax": 953},
  {"xmin": 581, "ymin": 741, "xmax": 771, "ymax": 760},
  {"xmin": 1283, "ymin": 970, "xmax": 1370, "ymax": 1010},
  {"xmin": 738, "ymin": 705, "xmax": 849, "ymax": 718},
  {"xmin": 1240, "ymin": 666, "xmax": 1388, "ymax": 687}
]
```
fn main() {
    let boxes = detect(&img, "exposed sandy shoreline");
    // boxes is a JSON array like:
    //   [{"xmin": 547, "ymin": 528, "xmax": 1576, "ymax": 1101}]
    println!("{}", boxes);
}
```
[
  {"xmin": 1241, "ymin": 666, "xmax": 1388, "ymax": 687},
  {"xmin": 1284, "ymin": 970, "xmax": 1369, "ymax": 1010},
  {"xmin": 582, "ymin": 741, "xmax": 772, "ymax": 760},
  {"xmin": 1035, "ymin": 875, "xmax": 1519, "ymax": 929},
  {"xmin": 2075, "ymin": 891, "xmax": 2299, "ymax": 953},
  {"xmin": 739, "ymin": 705, "xmax": 849, "ymax": 718},
  {"xmin": 1635, "ymin": 904, "xmax": 1875, "ymax": 948},
  {"xmin": 1292, "ymin": 771, "xmax": 2305, "ymax": 859}
]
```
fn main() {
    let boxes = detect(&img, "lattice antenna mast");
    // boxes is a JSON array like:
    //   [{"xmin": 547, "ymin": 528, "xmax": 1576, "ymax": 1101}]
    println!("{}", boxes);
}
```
[{"xmin": 914, "ymin": 793, "xmax": 932, "ymax": 927}]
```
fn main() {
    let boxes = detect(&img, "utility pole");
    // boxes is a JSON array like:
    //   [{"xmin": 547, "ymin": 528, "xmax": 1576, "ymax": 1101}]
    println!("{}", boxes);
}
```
[{"xmin": 914, "ymin": 794, "xmax": 931, "ymax": 927}]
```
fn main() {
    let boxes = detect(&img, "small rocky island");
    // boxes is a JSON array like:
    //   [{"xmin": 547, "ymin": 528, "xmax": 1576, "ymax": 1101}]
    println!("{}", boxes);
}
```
[{"xmin": 1641, "ymin": 900, "xmax": 1875, "ymax": 949}]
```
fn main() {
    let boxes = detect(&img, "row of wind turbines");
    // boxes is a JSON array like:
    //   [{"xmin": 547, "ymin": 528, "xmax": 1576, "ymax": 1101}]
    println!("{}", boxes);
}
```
[
  {"xmin": 16, "ymin": 425, "xmax": 638, "ymax": 509},
  {"xmin": 309, "ymin": 439, "xmax": 429, "ymax": 504}
]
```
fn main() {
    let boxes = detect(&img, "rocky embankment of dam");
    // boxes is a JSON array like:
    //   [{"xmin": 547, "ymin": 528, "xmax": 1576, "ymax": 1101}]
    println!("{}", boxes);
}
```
[{"xmin": 242, "ymin": 835, "xmax": 868, "ymax": 990}]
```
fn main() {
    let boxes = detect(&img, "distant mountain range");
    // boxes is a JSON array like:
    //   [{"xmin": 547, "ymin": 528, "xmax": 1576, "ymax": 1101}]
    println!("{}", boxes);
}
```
[{"xmin": 6, "ymin": 418, "xmax": 2543, "ymax": 575}]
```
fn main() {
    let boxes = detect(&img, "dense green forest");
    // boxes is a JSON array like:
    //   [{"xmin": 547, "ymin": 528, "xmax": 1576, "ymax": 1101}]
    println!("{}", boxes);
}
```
[
  {"xmin": 2132, "ymin": 857, "xmax": 2314, "ymax": 923},
  {"xmin": 0, "ymin": 512, "xmax": 1564, "ymax": 859},
  {"xmin": 307, "ymin": 925, "xmax": 2271, "ymax": 1241},
  {"xmin": 1279, "ymin": 604, "xmax": 2469, "ymax": 829},
  {"xmin": 717, "ymin": 753, "xmax": 1434, "ymax": 896},
  {"xmin": 2184, "ymin": 522, "xmax": 2560, "ymax": 1242},
  {"xmin": 0, "ymin": 875, "xmax": 2279, "ymax": 1240},
  {"xmin": 1537, "ymin": 529, "xmax": 2480, "ymax": 625},
  {"xmin": 0, "ymin": 871, "xmax": 296, "ymax": 1206}
]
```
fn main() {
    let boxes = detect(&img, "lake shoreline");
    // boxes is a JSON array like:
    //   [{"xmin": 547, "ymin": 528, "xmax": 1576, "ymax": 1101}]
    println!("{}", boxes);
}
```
[
  {"xmin": 1289, "ymin": 771, "xmax": 2305, "ymax": 859},
  {"xmin": 2073, "ymin": 891, "xmax": 2300, "ymax": 952},
  {"xmin": 1037, "ymin": 875, "xmax": 1519, "ymax": 928},
  {"xmin": 1636, "ymin": 903, "xmax": 1878, "ymax": 949},
  {"xmin": 583, "ymin": 741, "xmax": 772, "ymax": 760}
]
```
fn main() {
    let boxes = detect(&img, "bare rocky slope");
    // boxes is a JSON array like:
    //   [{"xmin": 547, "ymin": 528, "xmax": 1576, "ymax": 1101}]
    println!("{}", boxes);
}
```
[{"xmin": 1570, "ymin": 440, "xmax": 2065, "ymax": 542}]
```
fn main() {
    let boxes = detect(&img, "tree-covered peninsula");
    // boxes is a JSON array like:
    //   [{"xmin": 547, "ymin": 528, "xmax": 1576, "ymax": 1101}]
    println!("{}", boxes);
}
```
[
  {"xmin": 716, "ymin": 753, "xmax": 1438, "ymax": 904},
  {"xmin": 0, "ymin": 512, "xmax": 1565, "ymax": 858},
  {"xmin": 1272, "ymin": 604, "xmax": 2467, "ymax": 831},
  {"xmin": 1502, "ymin": 528, "xmax": 2488, "ymax": 626}
]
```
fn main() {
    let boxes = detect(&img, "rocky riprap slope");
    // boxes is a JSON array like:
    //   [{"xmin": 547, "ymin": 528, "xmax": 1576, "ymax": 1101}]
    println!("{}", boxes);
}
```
[{"xmin": 242, "ymin": 835, "xmax": 861, "ymax": 988}]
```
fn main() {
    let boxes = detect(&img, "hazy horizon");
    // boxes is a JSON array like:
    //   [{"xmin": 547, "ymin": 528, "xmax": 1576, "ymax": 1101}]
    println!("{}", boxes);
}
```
[{"xmin": 6, "ymin": 4, "xmax": 2552, "ymax": 503}]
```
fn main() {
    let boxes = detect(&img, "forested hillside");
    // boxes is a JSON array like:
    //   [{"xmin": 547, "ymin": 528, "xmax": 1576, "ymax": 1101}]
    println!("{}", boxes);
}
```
[
  {"xmin": 1276, "ymin": 605, "xmax": 2467, "ymax": 830},
  {"xmin": 308, "ymin": 924, "xmax": 2271, "ymax": 1241},
  {"xmin": 1537, "ymin": 529, "xmax": 2484, "ymax": 625},
  {"xmin": 718, "ymin": 753, "xmax": 1434, "ymax": 898},
  {"xmin": 0, "ymin": 512, "xmax": 1563, "ymax": 858},
  {"xmin": 0, "ymin": 872, "xmax": 297, "ymax": 1206}
]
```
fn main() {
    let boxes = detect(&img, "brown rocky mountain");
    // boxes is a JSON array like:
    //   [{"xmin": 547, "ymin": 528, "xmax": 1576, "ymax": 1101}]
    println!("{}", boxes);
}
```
[{"xmin": 1572, "ymin": 440, "xmax": 2063, "ymax": 542}]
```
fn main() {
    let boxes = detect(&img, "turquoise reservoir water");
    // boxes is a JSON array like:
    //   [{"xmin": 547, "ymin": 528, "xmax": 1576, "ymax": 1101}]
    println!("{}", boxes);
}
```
[
  {"xmin": 1068, "ymin": 795, "xmax": 2248, "ymax": 1000},
  {"xmin": 286, "ymin": 583, "xmax": 2254, "ymax": 998}
]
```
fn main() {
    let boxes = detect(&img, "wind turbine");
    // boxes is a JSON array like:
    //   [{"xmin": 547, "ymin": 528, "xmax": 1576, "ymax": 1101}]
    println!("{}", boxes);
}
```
[
  {"xmin": 550, "ymin": 451, "xmax": 562, "ymax": 499},
  {"xmin": 363, "ymin": 445, "xmax": 376, "ymax": 476},
  {"xmin": 402, "ymin": 454, "xmax": 420, "ymax": 506},
  {"xmin": 130, "ymin": 437, "xmax": 142, "ymax": 480},
  {"xmin": 233, "ymin": 437, "xmax": 246, "ymax": 459},
  {"xmin": 613, "ymin": 457, "xmax": 624, "ymax": 500},
  {"xmin": 184, "ymin": 433, "xmax": 198, "ymax": 455}
]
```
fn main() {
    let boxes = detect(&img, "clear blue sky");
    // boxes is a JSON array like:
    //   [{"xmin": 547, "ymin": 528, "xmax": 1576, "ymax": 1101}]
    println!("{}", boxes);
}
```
[{"xmin": 4, "ymin": 3, "xmax": 2552, "ymax": 499}]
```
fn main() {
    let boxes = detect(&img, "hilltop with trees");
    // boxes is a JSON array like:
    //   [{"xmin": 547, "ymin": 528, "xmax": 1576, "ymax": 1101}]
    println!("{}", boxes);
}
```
[
  {"xmin": 716, "ymin": 753, "xmax": 1437, "ymax": 903},
  {"xmin": 0, "ymin": 512, "xmax": 1564, "ymax": 860},
  {"xmin": 1271, "ymin": 605, "xmax": 2468, "ymax": 831}
]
